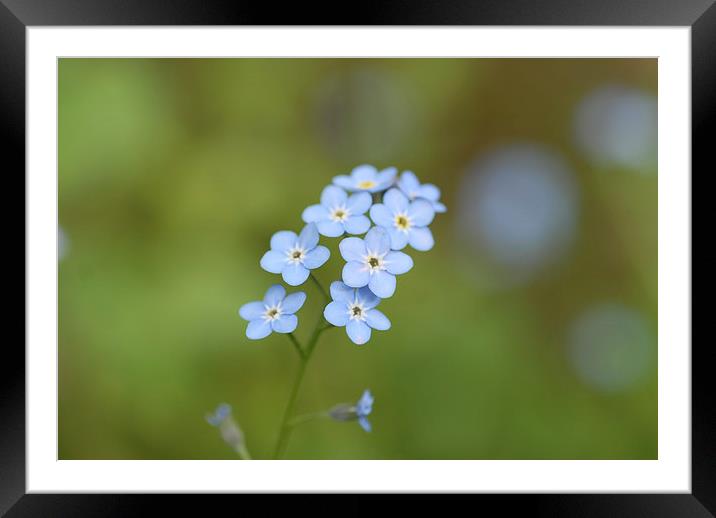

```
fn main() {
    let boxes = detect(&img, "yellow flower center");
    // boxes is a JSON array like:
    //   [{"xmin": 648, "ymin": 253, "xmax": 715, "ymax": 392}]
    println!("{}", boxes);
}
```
[
  {"xmin": 330, "ymin": 206, "xmax": 350, "ymax": 222},
  {"xmin": 358, "ymin": 180, "xmax": 376, "ymax": 189},
  {"xmin": 395, "ymin": 214, "xmax": 411, "ymax": 230}
]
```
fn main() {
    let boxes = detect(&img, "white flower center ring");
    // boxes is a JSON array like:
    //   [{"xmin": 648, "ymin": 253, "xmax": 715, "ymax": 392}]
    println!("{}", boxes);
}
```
[
  {"xmin": 286, "ymin": 246, "xmax": 306, "ymax": 264},
  {"xmin": 394, "ymin": 212, "xmax": 412, "ymax": 232},
  {"xmin": 329, "ymin": 205, "xmax": 350, "ymax": 222},
  {"xmin": 263, "ymin": 304, "xmax": 282, "ymax": 321}
]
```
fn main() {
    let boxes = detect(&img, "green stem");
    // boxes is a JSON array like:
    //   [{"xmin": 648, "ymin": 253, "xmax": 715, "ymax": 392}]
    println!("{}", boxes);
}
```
[
  {"xmin": 272, "ymin": 320, "xmax": 330, "ymax": 459},
  {"xmin": 272, "ymin": 274, "xmax": 334, "ymax": 459},
  {"xmin": 286, "ymin": 333, "xmax": 304, "ymax": 359},
  {"xmin": 309, "ymin": 272, "xmax": 330, "ymax": 301},
  {"xmin": 288, "ymin": 411, "xmax": 329, "ymax": 428}
]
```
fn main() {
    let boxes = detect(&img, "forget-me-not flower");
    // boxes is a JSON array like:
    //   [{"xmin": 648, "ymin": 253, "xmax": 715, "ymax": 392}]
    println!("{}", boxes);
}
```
[
  {"xmin": 355, "ymin": 390, "xmax": 374, "ymax": 432},
  {"xmin": 370, "ymin": 188, "xmax": 435, "ymax": 251},
  {"xmin": 339, "ymin": 226, "xmax": 413, "ymax": 298},
  {"xmin": 239, "ymin": 284, "xmax": 306, "ymax": 339},
  {"xmin": 206, "ymin": 403, "xmax": 232, "ymax": 427},
  {"xmin": 260, "ymin": 223, "xmax": 330, "ymax": 286},
  {"xmin": 324, "ymin": 281, "xmax": 391, "ymax": 345},
  {"xmin": 397, "ymin": 171, "xmax": 447, "ymax": 213},
  {"xmin": 302, "ymin": 185, "xmax": 372, "ymax": 237},
  {"xmin": 333, "ymin": 164, "xmax": 397, "ymax": 193},
  {"xmin": 328, "ymin": 389, "xmax": 375, "ymax": 432},
  {"xmin": 206, "ymin": 403, "xmax": 251, "ymax": 459}
]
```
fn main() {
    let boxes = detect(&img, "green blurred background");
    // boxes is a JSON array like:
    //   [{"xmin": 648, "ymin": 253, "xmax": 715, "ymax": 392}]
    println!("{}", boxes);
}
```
[{"xmin": 58, "ymin": 58, "xmax": 657, "ymax": 460}]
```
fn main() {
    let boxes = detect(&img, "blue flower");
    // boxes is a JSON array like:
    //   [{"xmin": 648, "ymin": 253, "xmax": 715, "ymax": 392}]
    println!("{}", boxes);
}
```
[
  {"xmin": 333, "ymin": 164, "xmax": 397, "ymax": 193},
  {"xmin": 323, "ymin": 281, "xmax": 391, "ymax": 345},
  {"xmin": 328, "ymin": 389, "xmax": 375, "ymax": 432},
  {"xmin": 260, "ymin": 223, "xmax": 330, "ymax": 286},
  {"xmin": 397, "ymin": 171, "xmax": 447, "ymax": 213},
  {"xmin": 239, "ymin": 284, "xmax": 306, "ymax": 340},
  {"xmin": 355, "ymin": 389, "xmax": 374, "ymax": 432},
  {"xmin": 369, "ymin": 188, "xmax": 435, "ymax": 251},
  {"xmin": 338, "ymin": 227, "xmax": 413, "ymax": 298},
  {"xmin": 302, "ymin": 185, "xmax": 372, "ymax": 237},
  {"xmin": 206, "ymin": 403, "xmax": 232, "ymax": 427}
]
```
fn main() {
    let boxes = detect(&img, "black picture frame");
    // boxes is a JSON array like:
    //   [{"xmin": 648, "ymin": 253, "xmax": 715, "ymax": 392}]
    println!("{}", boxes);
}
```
[{"xmin": 3, "ymin": 0, "xmax": 708, "ymax": 513}]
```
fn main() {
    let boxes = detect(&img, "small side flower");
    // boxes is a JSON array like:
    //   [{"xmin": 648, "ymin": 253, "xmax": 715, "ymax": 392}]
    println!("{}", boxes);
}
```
[
  {"xmin": 239, "ymin": 285, "xmax": 306, "ymax": 340},
  {"xmin": 206, "ymin": 403, "xmax": 252, "ymax": 459},
  {"xmin": 323, "ymin": 281, "xmax": 390, "ymax": 345},
  {"xmin": 329, "ymin": 389, "xmax": 375, "ymax": 432}
]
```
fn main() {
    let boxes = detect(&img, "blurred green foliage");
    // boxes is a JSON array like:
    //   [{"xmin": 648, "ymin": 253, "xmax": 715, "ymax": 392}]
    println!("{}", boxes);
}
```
[{"xmin": 58, "ymin": 59, "xmax": 657, "ymax": 459}]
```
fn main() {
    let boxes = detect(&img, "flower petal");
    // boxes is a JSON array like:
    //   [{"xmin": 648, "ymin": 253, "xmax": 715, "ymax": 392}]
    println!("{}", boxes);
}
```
[
  {"xmin": 342, "ymin": 261, "xmax": 370, "ymax": 288},
  {"xmin": 333, "ymin": 175, "xmax": 355, "ymax": 190},
  {"xmin": 368, "ymin": 270, "xmax": 396, "ymax": 298},
  {"xmin": 281, "ymin": 292, "xmax": 306, "ymax": 314},
  {"xmin": 324, "ymin": 301, "xmax": 349, "ymax": 326},
  {"xmin": 408, "ymin": 226, "xmax": 434, "ymax": 251},
  {"xmin": 383, "ymin": 188, "xmax": 408, "ymax": 213},
  {"xmin": 419, "ymin": 183, "xmax": 440, "ymax": 202},
  {"xmin": 398, "ymin": 171, "xmax": 421, "ymax": 196},
  {"xmin": 346, "ymin": 319, "xmax": 371, "ymax": 345},
  {"xmin": 376, "ymin": 167, "xmax": 398, "ymax": 187},
  {"xmin": 343, "ymin": 215, "xmax": 371, "ymax": 235},
  {"xmin": 352, "ymin": 164, "xmax": 377, "ymax": 181},
  {"xmin": 408, "ymin": 199, "xmax": 435, "ymax": 227},
  {"xmin": 298, "ymin": 223, "xmax": 320, "ymax": 250},
  {"xmin": 369, "ymin": 204, "xmax": 393, "ymax": 227},
  {"xmin": 384, "ymin": 251, "xmax": 413, "ymax": 275},
  {"xmin": 260, "ymin": 250, "xmax": 287, "ymax": 274},
  {"xmin": 321, "ymin": 185, "xmax": 348, "ymax": 208},
  {"xmin": 238, "ymin": 301, "xmax": 265, "ymax": 321},
  {"xmin": 330, "ymin": 281, "xmax": 354, "ymax": 304},
  {"xmin": 358, "ymin": 416, "xmax": 372, "ymax": 432},
  {"xmin": 271, "ymin": 314, "xmax": 298, "ymax": 333},
  {"xmin": 339, "ymin": 237, "xmax": 367, "ymax": 262},
  {"xmin": 357, "ymin": 390, "xmax": 374, "ymax": 414},
  {"xmin": 346, "ymin": 192, "xmax": 372, "ymax": 215},
  {"xmin": 303, "ymin": 245, "xmax": 330, "ymax": 269},
  {"xmin": 356, "ymin": 286, "xmax": 381, "ymax": 309},
  {"xmin": 263, "ymin": 284, "xmax": 286, "ymax": 306},
  {"xmin": 302, "ymin": 204, "xmax": 329, "ymax": 223},
  {"xmin": 433, "ymin": 201, "xmax": 447, "ymax": 213},
  {"xmin": 270, "ymin": 230, "xmax": 297, "ymax": 252},
  {"xmin": 365, "ymin": 308, "xmax": 391, "ymax": 331},
  {"xmin": 246, "ymin": 319, "xmax": 272, "ymax": 340},
  {"xmin": 317, "ymin": 220, "xmax": 344, "ymax": 237},
  {"xmin": 282, "ymin": 263, "xmax": 310, "ymax": 286},
  {"xmin": 388, "ymin": 227, "xmax": 409, "ymax": 250},
  {"xmin": 364, "ymin": 226, "xmax": 390, "ymax": 254}
]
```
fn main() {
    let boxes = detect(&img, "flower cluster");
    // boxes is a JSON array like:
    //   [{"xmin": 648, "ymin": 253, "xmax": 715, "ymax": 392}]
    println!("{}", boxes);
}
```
[
  {"xmin": 223, "ymin": 165, "xmax": 444, "ymax": 457},
  {"xmin": 239, "ymin": 164, "xmax": 446, "ymax": 345}
]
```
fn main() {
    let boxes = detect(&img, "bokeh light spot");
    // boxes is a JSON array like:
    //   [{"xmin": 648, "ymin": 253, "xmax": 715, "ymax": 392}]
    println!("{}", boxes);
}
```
[
  {"xmin": 573, "ymin": 85, "xmax": 657, "ymax": 172},
  {"xmin": 568, "ymin": 303, "xmax": 654, "ymax": 393},
  {"xmin": 457, "ymin": 144, "xmax": 579, "ymax": 283}
]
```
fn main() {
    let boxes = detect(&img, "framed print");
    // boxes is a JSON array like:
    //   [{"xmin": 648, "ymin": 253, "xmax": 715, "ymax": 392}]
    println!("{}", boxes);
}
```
[{"xmin": 3, "ymin": 0, "xmax": 710, "ymax": 513}]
